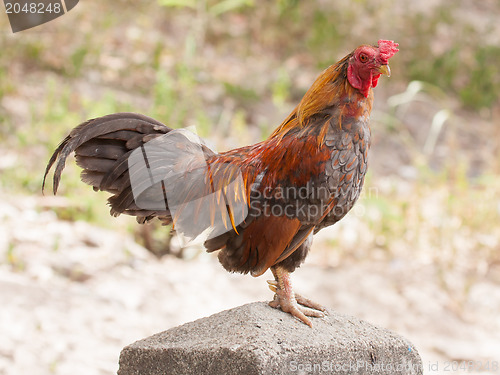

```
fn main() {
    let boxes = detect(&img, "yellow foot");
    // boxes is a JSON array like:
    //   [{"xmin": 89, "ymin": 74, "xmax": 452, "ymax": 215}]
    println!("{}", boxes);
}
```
[{"xmin": 267, "ymin": 267, "xmax": 327, "ymax": 327}]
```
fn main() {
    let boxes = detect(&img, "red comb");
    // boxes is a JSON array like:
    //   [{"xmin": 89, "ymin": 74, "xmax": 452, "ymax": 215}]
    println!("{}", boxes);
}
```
[{"xmin": 377, "ymin": 40, "xmax": 399, "ymax": 64}]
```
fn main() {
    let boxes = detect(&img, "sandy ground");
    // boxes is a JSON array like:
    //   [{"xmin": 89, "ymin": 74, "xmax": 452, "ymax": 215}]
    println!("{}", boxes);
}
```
[{"xmin": 1, "ymin": 194, "xmax": 499, "ymax": 375}]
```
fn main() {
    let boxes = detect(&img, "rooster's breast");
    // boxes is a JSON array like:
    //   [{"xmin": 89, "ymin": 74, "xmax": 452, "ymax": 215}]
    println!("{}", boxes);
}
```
[{"xmin": 314, "ymin": 116, "xmax": 371, "ymax": 232}]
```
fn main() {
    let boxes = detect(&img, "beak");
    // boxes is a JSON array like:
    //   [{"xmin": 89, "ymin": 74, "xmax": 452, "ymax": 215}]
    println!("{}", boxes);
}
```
[{"xmin": 378, "ymin": 64, "xmax": 391, "ymax": 77}]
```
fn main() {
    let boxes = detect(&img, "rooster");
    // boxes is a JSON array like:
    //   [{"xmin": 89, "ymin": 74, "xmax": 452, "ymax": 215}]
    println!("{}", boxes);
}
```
[{"xmin": 43, "ymin": 40, "xmax": 399, "ymax": 327}]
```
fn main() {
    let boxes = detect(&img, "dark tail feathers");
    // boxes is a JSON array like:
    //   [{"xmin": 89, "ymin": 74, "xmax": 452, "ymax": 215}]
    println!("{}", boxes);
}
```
[{"xmin": 43, "ymin": 112, "xmax": 173, "ymax": 222}]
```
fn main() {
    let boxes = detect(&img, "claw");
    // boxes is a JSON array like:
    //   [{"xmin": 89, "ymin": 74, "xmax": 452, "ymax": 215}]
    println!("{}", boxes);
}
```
[
  {"xmin": 267, "ymin": 266, "xmax": 327, "ymax": 327},
  {"xmin": 267, "ymin": 279, "xmax": 278, "ymax": 293},
  {"xmin": 295, "ymin": 292, "xmax": 327, "ymax": 313},
  {"xmin": 268, "ymin": 294, "xmax": 279, "ymax": 308},
  {"xmin": 286, "ymin": 304, "xmax": 313, "ymax": 328}
]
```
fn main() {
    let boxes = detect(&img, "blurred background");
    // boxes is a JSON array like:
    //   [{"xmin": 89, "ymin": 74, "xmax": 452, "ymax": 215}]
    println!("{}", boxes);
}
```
[{"xmin": 1, "ymin": 1, "xmax": 499, "ymax": 374}]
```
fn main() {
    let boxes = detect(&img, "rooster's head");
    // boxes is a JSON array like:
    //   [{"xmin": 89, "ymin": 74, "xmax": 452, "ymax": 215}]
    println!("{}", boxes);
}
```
[{"xmin": 347, "ymin": 40, "xmax": 399, "ymax": 98}]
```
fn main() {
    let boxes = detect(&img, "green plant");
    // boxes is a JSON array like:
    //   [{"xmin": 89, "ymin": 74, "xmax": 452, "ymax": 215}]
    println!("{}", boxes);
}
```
[
  {"xmin": 271, "ymin": 67, "xmax": 292, "ymax": 107},
  {"xmin": 460, "ymin": 46, "xmax": 500, "ymax": 110}
]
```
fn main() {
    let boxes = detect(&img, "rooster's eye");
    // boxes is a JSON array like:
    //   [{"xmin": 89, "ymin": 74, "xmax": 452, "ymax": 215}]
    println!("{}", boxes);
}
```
[{"xmin": 359, "ymin": 53, "xmax": 369, "ymax": 63}]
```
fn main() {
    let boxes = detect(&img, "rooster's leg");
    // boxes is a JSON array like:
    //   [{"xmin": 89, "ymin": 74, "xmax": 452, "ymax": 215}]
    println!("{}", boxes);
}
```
[{"xmin": 267, "ymin": 266, "xmax": 327, "ymax": 327}]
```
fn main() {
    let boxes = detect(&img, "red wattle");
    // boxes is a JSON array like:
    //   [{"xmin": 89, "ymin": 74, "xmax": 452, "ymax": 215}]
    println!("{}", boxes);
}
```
[{"xmin": 348, "ymin": 64, "xmax": 372, "ymax": 98}]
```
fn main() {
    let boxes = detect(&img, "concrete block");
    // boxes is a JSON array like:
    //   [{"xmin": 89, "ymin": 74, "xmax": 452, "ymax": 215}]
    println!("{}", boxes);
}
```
[{"xmin": 118, "ymin": 302, "xmax": 422, "ymax": 375}]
